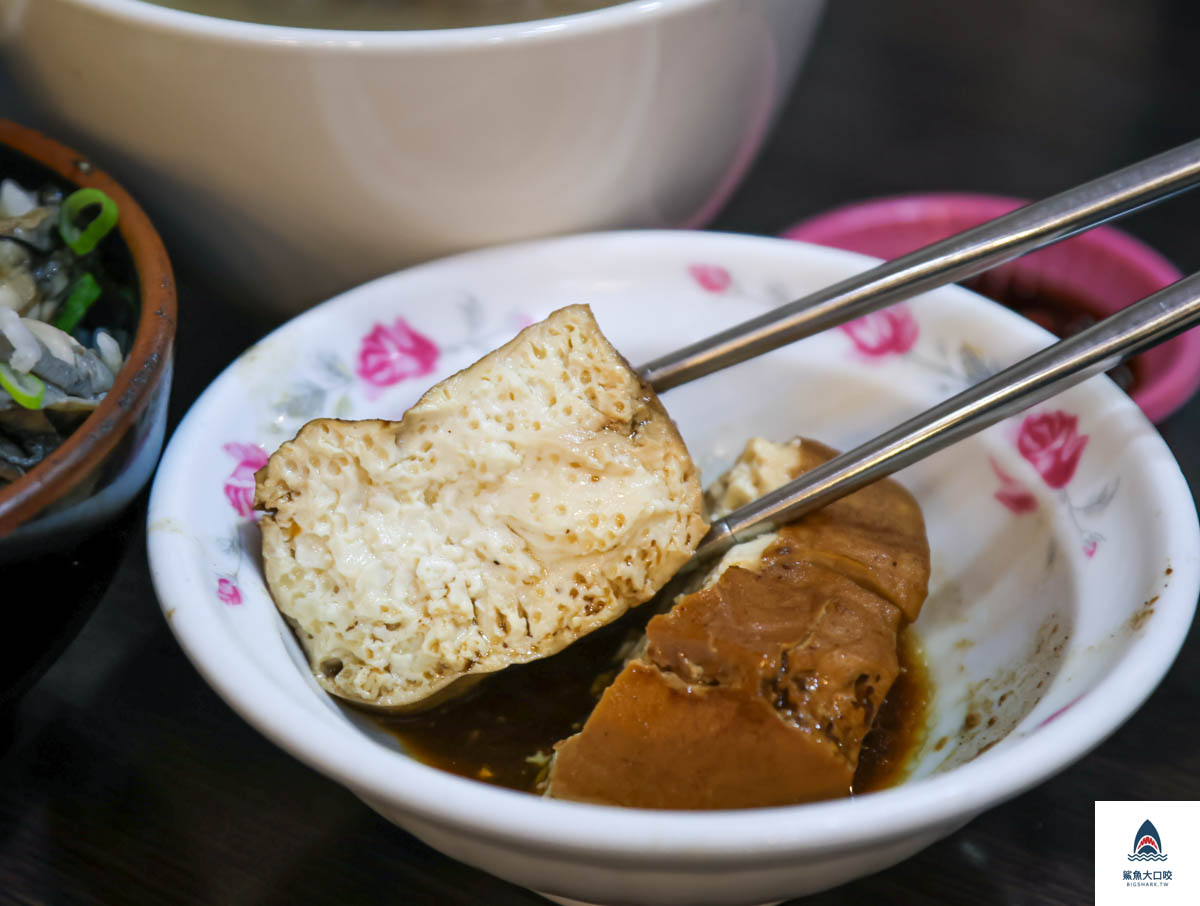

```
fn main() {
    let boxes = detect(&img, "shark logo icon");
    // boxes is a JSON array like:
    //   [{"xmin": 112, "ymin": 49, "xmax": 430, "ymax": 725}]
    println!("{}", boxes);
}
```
[{"xmin": 1128, "ymin": 819, "xmax": 1168, "ymax": 862}]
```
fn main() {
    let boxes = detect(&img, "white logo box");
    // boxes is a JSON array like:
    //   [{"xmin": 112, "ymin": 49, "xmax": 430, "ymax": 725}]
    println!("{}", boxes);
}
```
[{"xmin": 1096, "ymin": 801, "xmax": 1200, "ymax": 905}]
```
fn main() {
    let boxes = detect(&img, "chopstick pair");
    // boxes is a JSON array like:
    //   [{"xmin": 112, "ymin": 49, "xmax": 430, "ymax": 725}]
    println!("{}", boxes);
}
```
[{"xmin": 637, "ymin": 138, "xmax": 1200, "ymax": 563}]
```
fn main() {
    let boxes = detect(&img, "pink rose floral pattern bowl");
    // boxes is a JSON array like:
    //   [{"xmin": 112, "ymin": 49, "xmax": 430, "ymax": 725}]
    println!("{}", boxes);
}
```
[{"xmin": 146, "ymin": 232, "xmax": 1199, "ymax": 906}]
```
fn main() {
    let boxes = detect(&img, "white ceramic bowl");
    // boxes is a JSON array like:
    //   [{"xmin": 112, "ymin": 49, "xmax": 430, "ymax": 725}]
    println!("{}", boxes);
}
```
[
  {"xmin": 147, "ymin": 232, "xmax": 1199, "ymax": 905},
  {"xmin": 0, "ymin": 0, "xmax": 823, "ymax": 316}
]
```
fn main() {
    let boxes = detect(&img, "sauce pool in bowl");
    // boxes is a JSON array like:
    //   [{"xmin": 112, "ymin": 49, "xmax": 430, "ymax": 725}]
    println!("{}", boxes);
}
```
[{"xmin": 377, "ymin": 606, "xmax": 930, "ymax": 801}]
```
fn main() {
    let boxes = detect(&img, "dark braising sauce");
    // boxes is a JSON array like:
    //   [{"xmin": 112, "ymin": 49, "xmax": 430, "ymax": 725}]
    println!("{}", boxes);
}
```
[
  {"xmin": 962, "ymin": 273, "xmax": 1141, "ymax": 394},
  {"xmin": 378, "ymin": 607, "xmax": 646, "ymax": 794},
  {"xmin": 854, "ymin": 629, "xmax": 931, "ymax": 793},
  {"xmin": 378, "ymin": 606, "xmax": 930, "ymax": 800}
]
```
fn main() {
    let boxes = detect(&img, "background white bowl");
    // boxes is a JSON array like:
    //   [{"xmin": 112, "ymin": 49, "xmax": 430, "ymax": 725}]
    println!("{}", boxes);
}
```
[
  {"xmin": 0, "ymin": 0, "xmax": 823, "ymax": 316},
  {"xmin": 147, "ymin": 232, "xmax": 1199, "ymax": 904}
]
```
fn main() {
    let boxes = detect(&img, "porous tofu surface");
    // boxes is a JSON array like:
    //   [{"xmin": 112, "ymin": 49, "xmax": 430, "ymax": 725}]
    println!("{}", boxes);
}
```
[{"xmin": 255, "ymin": 305, "xmax": 707, "ymax": 709}]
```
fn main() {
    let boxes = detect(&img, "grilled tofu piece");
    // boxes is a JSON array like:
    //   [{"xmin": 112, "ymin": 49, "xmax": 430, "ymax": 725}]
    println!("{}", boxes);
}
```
[{"xmin": 255, "ymin": 305, "xmax": 707, "ymax": 710}]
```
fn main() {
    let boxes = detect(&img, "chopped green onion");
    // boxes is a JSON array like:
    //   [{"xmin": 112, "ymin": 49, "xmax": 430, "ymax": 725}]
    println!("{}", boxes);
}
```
[
  {"xmin": 59, "ymin": 188, "xmax": 119, "ymax": 255},
  {"xmin": 0, "ymin": 362, "xmax": 45, "ymax": 409},
  {"xmin": 53, "ymin": 272, "xmax": 103, "ymax": 333}
]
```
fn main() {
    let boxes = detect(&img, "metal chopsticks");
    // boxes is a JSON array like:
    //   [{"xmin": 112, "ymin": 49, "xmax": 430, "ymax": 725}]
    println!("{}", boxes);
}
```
[
  {"xmin": 639, "ymin": 137, "xmax": 1200, "ymax": 392},
  {"xmin": 692, "ymin": 267, "xmax": 1200, "ymax": 563}
]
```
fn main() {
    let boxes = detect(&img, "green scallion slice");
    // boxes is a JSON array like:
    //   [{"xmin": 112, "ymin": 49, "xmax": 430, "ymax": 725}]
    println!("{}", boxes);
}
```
[
  {"xmin": 0, "ymin": 362, "xmax": 45, "ymax": 409},
  {"xmin": 53, "ymin": 272, "xmax": 103, "ymax": 334},
  {"xmin": 59, "ymin": 188, "xmax": 119, "ymax": 255}
]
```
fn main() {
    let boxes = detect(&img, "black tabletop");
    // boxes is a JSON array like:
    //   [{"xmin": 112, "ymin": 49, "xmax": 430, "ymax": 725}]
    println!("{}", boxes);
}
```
[{"xmin": 5, "ymin": 1, "xmax": 1200, "ymax": 903}]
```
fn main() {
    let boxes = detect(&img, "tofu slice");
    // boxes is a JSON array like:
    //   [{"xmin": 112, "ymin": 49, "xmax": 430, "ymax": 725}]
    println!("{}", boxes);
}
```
[{"xmin": 255, "ymin": 305, "xmax": 707, "ymax": 709}]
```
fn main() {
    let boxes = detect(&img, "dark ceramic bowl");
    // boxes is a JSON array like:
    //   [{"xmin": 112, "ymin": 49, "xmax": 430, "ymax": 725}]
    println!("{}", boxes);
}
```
[{"xmin": 0, "ymin": 121, "xmax": 175, "ymax": 706}]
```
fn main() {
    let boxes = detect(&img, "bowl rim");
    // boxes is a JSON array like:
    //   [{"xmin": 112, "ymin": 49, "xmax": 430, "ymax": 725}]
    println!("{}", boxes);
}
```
[
  {"xmin": 0, "ymin": 120, "xmax": 176, "ymax": 537},
  {"xmin": 148, "ymin": 230, "xmax": 1200, "ymax": 866},
  {"xmin": 54, "ymin": 0, "xmax": 723, "ymax": 47}
]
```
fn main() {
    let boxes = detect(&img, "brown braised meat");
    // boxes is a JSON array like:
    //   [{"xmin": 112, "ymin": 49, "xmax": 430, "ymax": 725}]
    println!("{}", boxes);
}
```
[{"xmin": 548, "ymin": 439, "xmax": 930, "ymax": 809}]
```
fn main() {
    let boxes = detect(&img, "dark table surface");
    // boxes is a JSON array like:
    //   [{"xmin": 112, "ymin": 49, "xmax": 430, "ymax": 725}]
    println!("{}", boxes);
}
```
[{"xmin": 5, "ymin": 1, "xmax": 1200, "ymax": 903}]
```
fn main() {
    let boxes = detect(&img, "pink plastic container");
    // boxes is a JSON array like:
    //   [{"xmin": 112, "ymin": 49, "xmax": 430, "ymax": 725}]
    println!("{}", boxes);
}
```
[{"xmin": 784, "ymin": 193, "xmax": 1200, "ymax": 423}]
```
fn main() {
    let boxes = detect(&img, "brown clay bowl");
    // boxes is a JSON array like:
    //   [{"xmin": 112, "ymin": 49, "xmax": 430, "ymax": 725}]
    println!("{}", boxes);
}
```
[
  {"xmin": 0, "ymin": 121, "xmax": 175, "ymax": 706},
  {"xmin": 0, "ymin": 120, "xmax": 176, "ymax": 554}
]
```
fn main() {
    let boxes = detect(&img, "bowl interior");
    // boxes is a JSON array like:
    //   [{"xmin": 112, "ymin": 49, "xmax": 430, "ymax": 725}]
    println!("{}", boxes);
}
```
[{"xmin": 148, "ymin": 231, "xmax": 1198, "ymax": 860}]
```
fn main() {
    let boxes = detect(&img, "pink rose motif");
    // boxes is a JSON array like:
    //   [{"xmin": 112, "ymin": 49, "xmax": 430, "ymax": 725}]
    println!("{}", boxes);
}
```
[
  {"xmin": 989, "ymin": 457, "xmax": 1038, "ymax": 514},
  {"xmin": 1016, "ymin": 411, "xmax": 1089, "ymax": 490},
  {"xmin": 1083, "ymin": 539, "xmax": 1098, "ymax": 558},
  {"xmin": 223, "ymin": 442, "xmax": 269, "ymax": 519},
  {"xmin": 688, "ymin": 263, "xmax": 732, "ymax": 293},
  {"xmin": 356, "ymin": 317, "xmax": 439, "ymax": 390},
  {"xmin": 840, "ymin": 305, "xmax": 919, "ymax": 357},
  {"xmin": 217, "ymin": 578, "xmax": 242, "ymax": 606},
  {"xmin": 224, "ymin": 484, "xmax": 255, "ymax": 518}
]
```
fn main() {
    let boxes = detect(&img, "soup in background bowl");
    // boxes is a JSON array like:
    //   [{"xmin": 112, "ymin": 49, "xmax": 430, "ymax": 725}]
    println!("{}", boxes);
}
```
[{"xmin": 144, "ymin": 0, "xmax": 627, "ymax": 29}]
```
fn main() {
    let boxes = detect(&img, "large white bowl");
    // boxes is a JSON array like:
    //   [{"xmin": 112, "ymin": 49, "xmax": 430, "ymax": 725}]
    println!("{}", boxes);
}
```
[
  {"xmin": 147, "ymin": 232, "xmax": 1199, "ymax": 904},
  {"xmin": 0, "ymin": 0, "xmax": 823, "ymax": 316}
]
